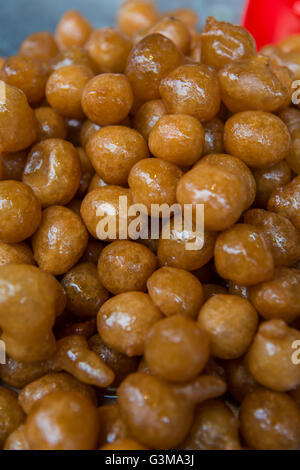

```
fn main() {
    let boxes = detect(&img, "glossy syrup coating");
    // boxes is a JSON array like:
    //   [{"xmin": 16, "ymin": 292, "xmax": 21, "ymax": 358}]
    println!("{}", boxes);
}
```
[
  {"xmin": 61, "ymin": 262, "xmax": 109, "ymax": 318},
  {"xmin": 19, "ymin": 31, "xmax": 59, "ymax": 64},
  {"xmin": 23, "ymin": 138, "xmax": 81, "ymax": 207},
  {"xmin": 198, "ymin": 295, "xmax": 258, "ymax": 359},
  {"xmin": 163, "ymin": 8, "xmax": 198, "ymax": 29},
  {"xmin": 98, "ymin": 240, "xmax": 157, "ymax": 295},
  {"xmin": 176, "ymin": 158, "xmax": 248, "ymax": 232},
  {"xmin": 214, "ymin": 224, "xmax": 275, "ymax": 286},
  {"xmin": 248, "ymin": 320, "xmax": 300, "ymax": 391},
  {"xmin": 46, "ymin": 65, "xmax": 94, "ymax": 119},
  {"xmin": 225, "ymin": 111, "xmax": 291, "ymax": 169},
  {"xmin": 244, "ymin": 209, "xmax": 300, "ymax": 267},
  {"xmin": 0, "ymin": 242, "xmax": 34, "ymax": 266},
  {"xmin": 268, "ymin": 176, "xmax": 300, "ymax": 232},
  {"xmin": 201, "ymin": 17, "xmax": 256, "ymax": 70},
  {"xmin": 55, "ymin": 10, "xmax": 92, "ymax": 51},
  {"xmin": 0, "ymin": 387, "xmax": 25, "ymax": 449},
  {"xmin": 6, "ymin": 7, "xmax": 300, "ymax": 451},
  {"xmin": 0, "ymin": 83, "xmax": 37, "ymax": 152},
  {"xmin": 149, "ymin": 114, "xmax": 205, "ymax": 167},
  {"xmin": 219, "ymin": 55, "xmax": 291, "ymax": 113},
  {"xmin": 86, "ymin": 126, "xmax": 149, "ymax": 186},
  {"xmin": 147, "ymin": 267, "xmax": 204, "ymax": 319},
  {"xmin": 225, "ymin": 111, "xmax": 291, "ymax": 168},
  {"xmin": 49, "ymin": 46, "xmax": 97, "ymax": 73},
  {"xmin": 32, "ymin": 206, "xmax": 88, "ymax": 275},
  {"xmin": 100, "ymin": 438, "xmax": 148, "ymax": 450},
  {"xmin": 0, "ymin": 181, "xmax": 41, "ymax": 243},
  {"xmin": 1, "ymin": 54, "xmax": 48, "ymax": 105},
  {"xmin": 249, "ymin": 268, "xmax": 300, "ymax": 323},
  {"xmin": 125, "ymin": 33, "xmax": 183, "ymax": 101},
  {"xmin": 128, "ymin": 158, "xmax": 183, "ymax": 210},
  {"xmin": 80, "ymin": 120, "xmax": 101, "ymax": 148},
  {"xmin": 133, "ymin": 99, "xmax": 166, "ymax": 140},
  {"xmin": 240, "ymin": 389, "xmax": 300, "ymax": 450},
  {"xmin": 34, "ymin": 107, "xmax": 67, "ymax": 141},
  {"xmin": 88, "ymin": 334, "xmax": 139, "ymax": 387},
  {"xmin": 189, "ymin": 39, "xmax": 202, "ymax": 63},
  {"xmin": 0, "ymin": 264, "xmax": 65, "ymax": 363},
  {"xmin": 82, "ymin": 73, "xmax": 133, "ymax": 126},
  {"xmin": 85, "ymin": 28, "xmax": 132, "ymax": 73},
  {"xmin": 160, "ymin": 64, "xmax": 221, "ymax": 122},
  {"xmin": 157, "ymin": 224, "xmax": 217, "ymax": 272},
  {"xmin": 97, "ymin": 292, "xmax": 163, "ymax": 356},
  {"xmin": 18, "ymin": 372, "xmax": 97, "ymax": 414},
  {"xmin": 203, "ymin": 284, "xmax": 228, "ymax": 301},
  {"xmin": 98, "ymin": 404, "xmax": 129, "ymax": 446},
  {"xmin": 203, "ymin": 118, "xmax": 224, "ymax": 155},
  {"xmin": 118, "ymin": 372, "xmax": 226, "ymax": 449},
  {"xmin": 182, "ymin": 400, "xmax": 241, "ymax": 450},
  {"xmin": 25, "ymin": 391, "xmax": 99, "ymax": 450},
  {"xmin": 80, "ymin": 186, "xmax": 134, "ymax": 240},
  {"xmin": 222, "ymin": 356, "xmax": 258, "ymax": 403},
  {"xmin": 2, "ymin": 151, "xmax": 28, "ymax": 181},
  {"xmin": 66, "ymin": 117, "xmax": 84, "ymax": 146},
  {"xmin": 145, "ymin": 315, "xmax": 210, "ymax": 382},
  {"xmin": 147, "ymin": 17, "xmax": 191, "ymax": 54},
  {"xmin": 253, "ymin": 161, "xmax": 292, "ymax": 208},
  {"xmin": 279, "ymin": 107, "xmax": 300, "ymax": 174},
  {"xmin": 117, "ymin": 0, "xmax": 159, "ymax": 38}
]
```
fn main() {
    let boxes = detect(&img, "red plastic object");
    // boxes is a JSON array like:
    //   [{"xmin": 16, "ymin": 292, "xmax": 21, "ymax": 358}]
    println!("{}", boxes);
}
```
[{"xmin": 241, "ymin": 0, "xmax": 300, "ymax": 49}]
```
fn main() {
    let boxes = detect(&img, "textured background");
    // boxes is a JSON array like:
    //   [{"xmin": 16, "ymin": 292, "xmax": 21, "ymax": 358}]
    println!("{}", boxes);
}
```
[{"xmin": 0, "ymin": 0, "xmax": 245, "ymax": 56}]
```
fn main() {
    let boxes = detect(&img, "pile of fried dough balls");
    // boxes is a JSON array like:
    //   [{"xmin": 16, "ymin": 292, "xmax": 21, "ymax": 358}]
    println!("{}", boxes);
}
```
[{"xmin": 0, "ymin": 0, "xmax": 300, "ymax": 451}]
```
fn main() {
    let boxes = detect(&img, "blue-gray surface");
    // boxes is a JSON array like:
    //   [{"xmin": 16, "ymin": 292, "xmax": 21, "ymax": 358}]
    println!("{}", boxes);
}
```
[{"xmin": 0, "ymin": 0, "xmax": 245, "ymax": 57}]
